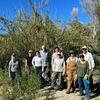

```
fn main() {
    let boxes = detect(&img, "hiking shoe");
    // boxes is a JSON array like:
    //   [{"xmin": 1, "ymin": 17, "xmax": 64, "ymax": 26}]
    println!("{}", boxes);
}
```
[
  {"xmin": 85, "ymin": 98, "xmax": 91, "ymax": 100},
  {"xmin": 78, "ymin": 93, "xmax": 84, "ymax": 96},
  {"xmin": 73, "ymin": 90, "xmax": 77, "ymax": 93},
  {"xmin": 66, "ymin": 91, "xmax": 70, "ymax": 94},
  {"xmin": 50, "ymin": 86, "xmax": 54, "ymax": 90}
]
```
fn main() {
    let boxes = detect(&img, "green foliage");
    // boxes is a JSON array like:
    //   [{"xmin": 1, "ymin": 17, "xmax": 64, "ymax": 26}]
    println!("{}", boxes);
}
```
[
  {"xmin": 0, "ymin": 1, "xmax": 100, "ymax": 99},
  {"xmin": 0, "ymin": 69, "xmax": 40, "ymax": 100},
  {"xmin": 80, "ymin": 0, "xmax": 100, "ymax": 39},
  {"xmin": 94, "ymin": 55, "xmax": 100, "ymax": 66},
  {"xmin": 0, "ymin": 13, "xmax": 96, "ymax": 67}
]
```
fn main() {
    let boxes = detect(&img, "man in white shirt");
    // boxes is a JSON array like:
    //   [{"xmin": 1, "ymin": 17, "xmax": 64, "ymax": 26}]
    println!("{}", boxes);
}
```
[
  {"xmin": 40, "ymin": 45, "xmax": 50, "ymax": 83},
  {"xmin": 51, "ymin": 47, "xmax": 64, "ymax": 67},
  {"xmin": 51, "ymin": 52, "xmax": 65, "ymax": 90},
  {"xmin": 82, "ymin": 46, "xmax": 95, "ymax": 91},
  {"xmin": 32, "ymin": 51, "xmax": 43, "ymax": 87},
  {"xmin": 32, "ymin": 51, "xmax": 42, "ymax": 71}
]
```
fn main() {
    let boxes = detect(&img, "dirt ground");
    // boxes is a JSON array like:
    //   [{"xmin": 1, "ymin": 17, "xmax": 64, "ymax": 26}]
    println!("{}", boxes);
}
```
[
  {"xmin": 39, "ymin": 69, "xmax": 100, "ymax": 100},
  {"xmin": 39, "ymin": 86, "xmax": 100, "ymax": 100}
]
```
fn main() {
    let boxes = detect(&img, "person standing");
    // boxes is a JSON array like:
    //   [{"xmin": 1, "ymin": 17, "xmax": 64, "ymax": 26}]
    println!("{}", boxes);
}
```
[
  {"xmin": 40, "ymin": 45, "xmax": 50, "ymax": 84},
  {"xmin": 76, "ymin": 54, "xmax": 91, "ymax": 100},
  {"xmin": 82, "ymin": 46, "xmax": 95, "ymax": 91},
  {"xmin": 25, "ymin": 50, "xmax": 33, "ymax": 79},
  {"xmin": 32, "ymin": 51, "xmax": 43, "ymax": 87},
  {"xmin": 9, "ymin": 53, "xmax": 22, "ymax": 85},
  {"xmin": 66, "ymin": 50, "xmax": 78, "ymax": 94},
  {"xmin": 51, "ymin": 47, "xmax": 63, "ymax": 67},
  {"xmin": 51, "ymin": 52, "xmax": 65, "ymax": 90}
]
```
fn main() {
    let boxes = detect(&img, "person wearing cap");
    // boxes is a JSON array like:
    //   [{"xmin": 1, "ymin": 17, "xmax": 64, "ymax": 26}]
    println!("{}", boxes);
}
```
[
  {"xmin": 66, "ymin": 50, "xmax": 78, "ymax": 94},
  {"xmin": 40, "ymin": 45, "xmax": 50, "ymax": 84},
  {"xmin": 76, "ymin": 54, "xmax": 91, "ymax": 100},
  {"xmin": 51, "ymin": 52, "xmax": 65, "ymax": 90},
  {"xmin": 25, "ymin": 50, "xmax": 33, "ymax": 79},
  {"xmin": 82, "ymin": 46, "xmax": 95, "ymax": 91},
  {"xmin": 9, "ymin": 53, "xmax": 22, "ymax": 85}
]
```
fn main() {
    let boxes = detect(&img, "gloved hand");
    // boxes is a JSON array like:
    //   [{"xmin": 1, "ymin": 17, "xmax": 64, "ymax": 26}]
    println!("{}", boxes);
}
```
[{"xmin": 84, "ymin": 74, "xmax": 88, "ymax": 80}]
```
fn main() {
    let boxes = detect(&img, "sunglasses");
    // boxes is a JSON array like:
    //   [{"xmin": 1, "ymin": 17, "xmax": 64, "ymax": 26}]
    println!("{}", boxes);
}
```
[
  {"xmin": 82, "ymin": 48, "xmax": 87, "ymax": 50},
  {"xmin": 29, "ymin": 52, "xmax": 32, "ymax": 53}
]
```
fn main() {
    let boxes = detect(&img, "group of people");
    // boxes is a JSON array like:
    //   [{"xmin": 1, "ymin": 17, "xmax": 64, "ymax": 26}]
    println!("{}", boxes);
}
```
[{"xmin": 8, "ymin": 45, "xmax": 95, "ymax": 100}]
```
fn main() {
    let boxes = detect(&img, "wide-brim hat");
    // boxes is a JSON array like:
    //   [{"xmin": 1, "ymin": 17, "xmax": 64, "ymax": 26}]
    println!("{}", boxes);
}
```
[
  {"xmin": 82, "ymin": 46, "xmax": 87, "ymax": 50},
  {"xmin": 28, "ymin": 50, "xmax": 33, "ymax": 53}
]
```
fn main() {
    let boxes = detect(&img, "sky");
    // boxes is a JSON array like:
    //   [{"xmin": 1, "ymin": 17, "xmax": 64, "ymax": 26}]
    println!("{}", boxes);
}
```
[{"xmin": 0, "ymin": 0, "xmax": 90, "ymax": 26}]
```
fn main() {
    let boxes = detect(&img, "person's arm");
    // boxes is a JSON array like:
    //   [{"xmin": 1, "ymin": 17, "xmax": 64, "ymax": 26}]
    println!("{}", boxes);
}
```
[
  {"xmin": 89, "ymin": 53, "xmax": 95, "ymax": 70},
  {"xmin": 17, "ymin": 61, "xmax": 22, "ymax": 77},
  {"xmin": 51, "ymin": 54, "xmax": 54, "ymax": 67},
  {"xmin": 8, "ymin": 61, "xmax": 11, "ymax": 78},
  {"xmin": 62, "ymin": 60, "xmax": 65, "ymax": 75},
  {"xmin": 76, "ymin": 57, "xmax": 79, "ymax": 62},
  {"xmin": 86, "ymin": 61, "xmax": 89, "ymax": 75},
  {"xmin": 41, "ymin": 58, "xmax": 44, "ymax": 72},
  {"xmin": 47, "ymin": 52, "xmax": 50, "ymax": 67},
  {"xmin": 52, "ymin": 59, "xmax": 56, "ymax": 72},
  {"xmin": 76, "ymin": 61, "xmax": 78, "ymax": 74},
  {"xmin": 32, "ymin": 57, "xmax": 35, "ymax": 69},
  {"xmin": 61, "ymin": 52, "xmax": 64, "ymax": 58},
  {"xmin": 25, "ymin": 59, "xmax": 27, "ymax": 72},
  {"xmin": 84, "ymin": 61, "xmax": 89, "ymax": 80},
  {"xmin": 66, "ymin": 58, "xmax": 69, "ymax": 71}
]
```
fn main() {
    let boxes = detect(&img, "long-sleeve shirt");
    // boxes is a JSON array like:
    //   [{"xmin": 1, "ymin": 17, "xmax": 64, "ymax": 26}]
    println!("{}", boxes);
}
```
[
  {"xmin": 83, "ymin": 52, "xmax": 95, "ymax": 70},
  {"xmin": 51, "ymin": 52, "xmax": 63, "ymax": 66},
  {"xmin": 40, "ymin": 50, "xmax": 48, "ymax": 67},
  {"xmin": 25, "ymin": 55, "xmax": 33, "ymax": 66},
  {"xmin": 32, "ymin": 56, "xmax": 42, "ymax": 67},
  {"xmin": 9, "ymin": 60, "xmax": 19, "ymax": 77},
  {"xmin": 52, "ymin": 57, "xmax": 65, "ymax": 72}
]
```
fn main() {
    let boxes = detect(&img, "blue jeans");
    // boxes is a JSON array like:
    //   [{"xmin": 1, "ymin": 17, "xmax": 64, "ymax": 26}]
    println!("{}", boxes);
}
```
[{"xmin": 78, "ymin": 76, "xmax": 91, "ymax": 99}]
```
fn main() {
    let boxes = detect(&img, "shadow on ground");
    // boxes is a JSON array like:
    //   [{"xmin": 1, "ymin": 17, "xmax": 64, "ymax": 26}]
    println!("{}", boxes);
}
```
[{"xmin": 92, "ymin": 82, "xmax": 100, "ymax": 99}]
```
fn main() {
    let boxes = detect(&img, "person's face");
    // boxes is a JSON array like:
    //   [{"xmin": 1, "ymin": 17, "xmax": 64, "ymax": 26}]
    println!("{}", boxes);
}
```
[
  {"xmin": 70, "ymin": 53, "xmax": 74, "ymax": 57},
  {"xmin": 28, "ymin": 52, "xmax": 32, "ymax": 56},
  {"xmin": 55, "ymin": 48, "xmax": 59, "ymax": 53},
  {"xmin": 36, "ymin": 52, "xmax": 39, "ymax": 56},
  {"xmin": 42, "ymin": 46, "xmax": 46, "ymax": 51},
  {"xmin": 82, "ymin": 49, "xmax": 87, "ymax": 54},
  {"xmin": 80, "ymin": 57, "xmax": 84, "ymax": 61}
]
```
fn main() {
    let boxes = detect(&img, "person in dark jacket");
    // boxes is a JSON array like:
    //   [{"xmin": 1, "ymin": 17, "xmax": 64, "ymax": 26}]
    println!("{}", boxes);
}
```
[{"xmin": 25, "ymin": 50, "xmax": 33, "ymax": 79}]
